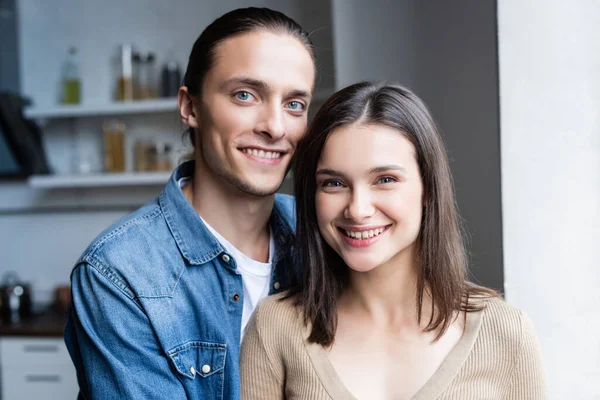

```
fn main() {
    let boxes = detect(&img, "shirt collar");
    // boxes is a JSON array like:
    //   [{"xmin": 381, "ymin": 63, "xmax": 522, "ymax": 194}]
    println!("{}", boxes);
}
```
[{"xmin": 159, "ymin": 161, "xmax": 295, "ymax": 266}]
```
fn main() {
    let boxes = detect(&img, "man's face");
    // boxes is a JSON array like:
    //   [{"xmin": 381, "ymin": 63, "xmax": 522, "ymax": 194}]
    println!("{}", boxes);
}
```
[{"xmin": 194, "ymin": 31, "xmax": 315, "ymax": 196}]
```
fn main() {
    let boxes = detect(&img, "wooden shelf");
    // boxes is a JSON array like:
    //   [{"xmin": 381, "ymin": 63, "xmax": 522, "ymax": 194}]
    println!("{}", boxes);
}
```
[
  {"xmin": 27, "ymin": 171, "xmax": 171, "ymax": 189},
  {"xmin": 24, "ymin": 98, "xmax": 178, "ymax": 119}
]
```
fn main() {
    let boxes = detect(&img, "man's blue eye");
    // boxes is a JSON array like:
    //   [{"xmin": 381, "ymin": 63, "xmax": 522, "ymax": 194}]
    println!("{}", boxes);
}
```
[
  {"xmin": 235, "ymin": 91, "xmax": 253, "ymax": 101},
  {"xmin": 287, "ymin": 101, "xmax": 304, "ymax": 111}
]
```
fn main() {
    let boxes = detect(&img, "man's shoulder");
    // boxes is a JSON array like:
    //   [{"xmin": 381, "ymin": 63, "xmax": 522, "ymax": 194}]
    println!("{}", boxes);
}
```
[
  {"xmin": 274, "ymin": 193, "xmax": 295, "ymax": 208},
  {"xmin": 73, "ymin": 199, "xmax": 185, "ymax": 297},
  {"xmin": 79, "ymin": 200, "xmax": 163, "ymax": 263},
  {"xmin": 273, "ymin": 193, "xmax": 296, "ymax": 229}
]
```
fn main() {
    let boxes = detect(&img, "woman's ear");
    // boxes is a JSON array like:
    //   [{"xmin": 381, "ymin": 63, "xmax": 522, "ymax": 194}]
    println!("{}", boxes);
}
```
[{"xmin": 178, "ymin": 86, "xmax": 200, "ymax": 129}]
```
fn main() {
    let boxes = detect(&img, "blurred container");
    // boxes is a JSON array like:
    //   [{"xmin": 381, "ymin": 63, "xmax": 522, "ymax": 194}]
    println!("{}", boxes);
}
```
[
  {"xmin": 61, "ymin": 47, "xmax": 81, "ymax": 104},
  {"xmin": 134, "ymin": 139, "xmax": 153, "ymax": 171},
  {"xmin": 53, "ymin": 285, "xmax": 71, "ymax": 314},
  {"xmin": 103, "ymin": 120, "xmax": 126, "ymax": 172},
  {"xmin": 0, "ymin": 272, "xmax": 32, "ymax": 324},
  {"xmin": 139, "ymin": 53, "xmax": 157, "ymax": 99},
  {"xmin": 161, "ymin": 61, "xmax": 181, "ymax": 98},
  {"xmin": 149, "ymin": 141, "xmax": 172, "ymax": 171},
  {"xmin": 132, "ymin": 51, "xmax": 142, "ymax": 100},
  {"xmin": 116, "ymin": 44, "xmax": 134, "ymax": 101}
]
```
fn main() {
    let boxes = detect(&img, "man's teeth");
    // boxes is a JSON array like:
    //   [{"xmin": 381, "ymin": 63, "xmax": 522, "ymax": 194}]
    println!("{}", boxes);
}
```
[
  {"xmin": 243, "ymin": 148, "xmax": 282, "ymax": 159},
  {"xmin": 344, "ymin": 227, "xmax": 386, "ymax": 239}
]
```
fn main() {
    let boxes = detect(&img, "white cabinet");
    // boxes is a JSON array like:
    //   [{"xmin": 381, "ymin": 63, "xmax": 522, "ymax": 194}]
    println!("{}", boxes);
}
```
[{"xmin": 0, "ymin": 337, "xmax": 78, "ymax": 400}]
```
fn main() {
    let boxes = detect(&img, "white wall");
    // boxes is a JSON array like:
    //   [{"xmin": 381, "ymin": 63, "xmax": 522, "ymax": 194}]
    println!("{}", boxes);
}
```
[{"xmin": 498, "ymin": 1, "xmax": 600, "ymax": 398}]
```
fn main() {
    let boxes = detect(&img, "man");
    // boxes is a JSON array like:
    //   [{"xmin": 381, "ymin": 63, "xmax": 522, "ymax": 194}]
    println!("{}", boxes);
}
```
[{"xmin": 65, "ymin": 8, "xmax": 316, "ymax": 399}]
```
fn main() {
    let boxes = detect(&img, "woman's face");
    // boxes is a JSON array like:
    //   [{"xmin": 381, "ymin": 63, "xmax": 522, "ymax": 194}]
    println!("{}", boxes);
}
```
[{"xmin": 315, "ymin": 123, "xmax": 424, "ymax": 273}]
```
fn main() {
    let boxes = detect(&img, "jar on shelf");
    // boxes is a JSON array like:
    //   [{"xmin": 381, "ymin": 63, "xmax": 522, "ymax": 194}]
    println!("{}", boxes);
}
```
[
  {"xmin": 103, "ymin": 120, "xmax": 126, "ymax": 172},
  {"xmin": 148, "ymin": 141, "xmax": 172, "ymax": 172},
  {"xmin": 134, "ymin": 139, "xmax": 153, "ymax": 172}
]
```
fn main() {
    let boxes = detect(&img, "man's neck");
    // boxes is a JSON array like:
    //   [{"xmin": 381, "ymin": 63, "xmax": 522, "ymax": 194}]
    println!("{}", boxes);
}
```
[{"xmin": 182, "ymin": 163, "xmax": 274, "ymax": 263}]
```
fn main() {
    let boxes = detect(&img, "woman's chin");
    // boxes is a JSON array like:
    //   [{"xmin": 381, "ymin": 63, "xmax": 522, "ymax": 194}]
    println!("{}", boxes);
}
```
[{"xmin": 343, "ymin": 257, "xmax": 381, "ymax": 274}]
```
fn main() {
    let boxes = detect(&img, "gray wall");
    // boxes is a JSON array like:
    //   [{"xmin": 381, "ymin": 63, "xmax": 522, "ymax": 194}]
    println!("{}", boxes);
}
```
[
  {"xmin": 298, "ymin": 0, "xmax": 336, "ymax": 91},
  {"xmin": 415, "ymin": 1, "xmax": 503, "ymax": 291},
  {"xmin": 0, "ymin": 0, "xmax": 20, "ymax": 93},
  {"xmin": 332, "ymin": 0, "xmax": 418, "ymax": 89},
  {"xmin": 332, "ymin": 0, "xmax": 503, "ymax": 290}
]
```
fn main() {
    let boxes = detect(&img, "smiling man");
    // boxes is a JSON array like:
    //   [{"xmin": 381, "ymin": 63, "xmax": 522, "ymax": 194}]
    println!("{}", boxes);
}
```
[{"xmin": 64, "ymin": 8, "xmax": 316, "ymax": 400}]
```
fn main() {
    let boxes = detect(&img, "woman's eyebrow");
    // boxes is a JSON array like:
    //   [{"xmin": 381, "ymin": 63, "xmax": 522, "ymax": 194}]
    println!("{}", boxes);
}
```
[{"xmin": 368, "ymin": 165, "xmax": 407, "ymax": 174}]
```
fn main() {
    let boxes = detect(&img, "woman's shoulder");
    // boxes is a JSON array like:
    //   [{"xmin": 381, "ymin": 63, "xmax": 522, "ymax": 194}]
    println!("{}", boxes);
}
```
[
  {"xmin": 252, "ymin": 291, "xmax": 306, "ymax": 338},
  {"xmin": 475, "ymin": 296, "xmax": 538, "ymax": 345}
]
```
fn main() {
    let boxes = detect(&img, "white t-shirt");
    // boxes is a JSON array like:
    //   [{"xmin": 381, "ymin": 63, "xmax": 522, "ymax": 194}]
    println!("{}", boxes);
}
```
[{"xmin": 179, "ymin": 178, "xmax": 273, "ymax": 340}]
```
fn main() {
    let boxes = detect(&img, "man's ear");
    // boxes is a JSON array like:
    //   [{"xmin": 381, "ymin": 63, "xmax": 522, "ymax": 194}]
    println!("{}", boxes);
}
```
[{"xmin": 178, "ymin": 86, "xmax": 200, "ymax": 129}]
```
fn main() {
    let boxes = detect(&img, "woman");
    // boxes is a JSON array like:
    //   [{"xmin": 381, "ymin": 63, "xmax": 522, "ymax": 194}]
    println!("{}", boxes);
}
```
[{"xmin": 240, "ymin": 82, "xmax": 547, "ymax": 399}]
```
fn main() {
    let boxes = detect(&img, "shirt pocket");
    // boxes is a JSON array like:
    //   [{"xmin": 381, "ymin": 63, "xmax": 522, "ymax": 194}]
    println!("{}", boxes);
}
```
[{"xmin": 168, "ymin": 341, "xmax": 227, "ymax": 399}]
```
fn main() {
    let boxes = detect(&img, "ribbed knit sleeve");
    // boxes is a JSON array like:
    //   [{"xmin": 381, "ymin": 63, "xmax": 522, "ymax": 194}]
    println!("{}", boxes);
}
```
[
  {"xmin": 240, "ymin": 302, "xmax": 285, "ymax": 400},
  {"xmin": 505, "ymin": 311, "xmax": 548, "ymax": 399}
]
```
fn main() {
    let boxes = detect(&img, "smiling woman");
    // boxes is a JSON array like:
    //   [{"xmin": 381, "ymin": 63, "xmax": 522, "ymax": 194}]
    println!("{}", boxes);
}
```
[{"xmin": 240, "ymin": 82, "xmax": 547, "ymax": 399}]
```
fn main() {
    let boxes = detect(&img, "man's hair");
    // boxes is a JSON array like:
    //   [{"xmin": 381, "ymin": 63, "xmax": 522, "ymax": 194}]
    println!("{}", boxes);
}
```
[{"xmin": 182, "ymin": 7, "xmax": 316, "ymax": 149}]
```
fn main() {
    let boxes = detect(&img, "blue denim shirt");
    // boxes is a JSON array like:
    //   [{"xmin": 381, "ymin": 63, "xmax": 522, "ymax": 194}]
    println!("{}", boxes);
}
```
[{"xmin": 64, "ymin": 161, "xmax": 296, "ymax": 400}]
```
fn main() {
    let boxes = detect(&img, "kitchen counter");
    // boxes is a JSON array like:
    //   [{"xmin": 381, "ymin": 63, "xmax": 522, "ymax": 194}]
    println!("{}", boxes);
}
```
[{"xmin": 0, "ymin": 311, "xmax": 67, "ymax": 337}]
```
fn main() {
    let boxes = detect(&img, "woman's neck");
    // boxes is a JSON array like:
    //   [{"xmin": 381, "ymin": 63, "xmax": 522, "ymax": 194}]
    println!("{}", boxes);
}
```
[{"xmin": 340, "ymin": 251, "xmax": 434, "ymax": 331}]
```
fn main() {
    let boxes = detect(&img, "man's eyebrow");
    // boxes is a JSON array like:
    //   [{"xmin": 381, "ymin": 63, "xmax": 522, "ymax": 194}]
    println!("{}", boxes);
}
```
[
  {"xmin": 287, "ymin": 89, "xmax": 312, "ymax": 100},
  {"xmin": 222, "ymin": 77, "xmax": 311, "ymax": 99},
  {"xmin": 221, "ymin": 77, "xmax": 269, "ymax": 91}
]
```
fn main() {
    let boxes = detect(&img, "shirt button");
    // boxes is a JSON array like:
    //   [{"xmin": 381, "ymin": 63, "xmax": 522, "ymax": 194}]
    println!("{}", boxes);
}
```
[
  {"xmin": 273, "ymin": 282, "xmax": 280, "ymax": 290},
  {"xmin": 232, "ymin": 293, "xmax": 240, "ymax": 302},
  {"xmin": 222, "ymin": 254, "xmax": 231, "ymax": 263},
  {"xmin": 190, "ymin": 366, "xmax": 196, "ymax": 376},
  {"xmin": 201, "ymin": 364, "xmax": 211, "ymax": 374}
]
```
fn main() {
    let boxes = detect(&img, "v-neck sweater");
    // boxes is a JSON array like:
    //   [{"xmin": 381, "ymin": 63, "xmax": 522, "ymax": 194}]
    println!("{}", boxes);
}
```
[{"xmin": 240, "ymin": 293, "xmax": 547, "ymax": 399}]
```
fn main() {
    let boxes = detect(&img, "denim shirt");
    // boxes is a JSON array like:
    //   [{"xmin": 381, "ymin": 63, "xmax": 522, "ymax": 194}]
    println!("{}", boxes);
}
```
[{"xmin": 64, "ymin": 161, "xmax": 296, "ymax": 400}]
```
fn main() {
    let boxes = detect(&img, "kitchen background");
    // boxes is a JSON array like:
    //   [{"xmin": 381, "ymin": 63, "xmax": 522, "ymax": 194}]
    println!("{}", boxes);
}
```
[{"xmin": 0, "ymin": 0, "xmax": 598, "ymax": 399}]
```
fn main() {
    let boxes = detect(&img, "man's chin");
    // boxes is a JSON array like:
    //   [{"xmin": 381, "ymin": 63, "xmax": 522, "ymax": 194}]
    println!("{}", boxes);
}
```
[{"xmin": 229, "ymin": 175, "xmax": 286, "ymax": 197}]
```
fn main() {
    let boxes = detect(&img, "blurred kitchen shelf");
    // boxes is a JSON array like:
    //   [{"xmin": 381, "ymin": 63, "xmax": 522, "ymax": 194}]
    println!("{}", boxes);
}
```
[
  {"xmin": 24, "ymin": 98, "xmax": 178, "ymax": 119},
  {"xmin": 27, "ymin": 171, "xmax": 171, "ymax": 189},
  {"xmin": 24, "ymin": 90, "xmax": 332, "ymax": 120}
]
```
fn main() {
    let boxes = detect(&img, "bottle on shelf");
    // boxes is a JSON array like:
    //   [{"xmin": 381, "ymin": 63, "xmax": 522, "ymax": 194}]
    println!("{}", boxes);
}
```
[
  {"xmin": 139, "ymin": 52, "xmax": 157, "ymax": 99},
  {"xmin": 61, "ymin": 47, "xmax": 81, "ymax": 105},
  {"xmin": 161, "ymin": 60, "xmax": 181, "ymax": 98},
  {"xmin": 116, "ymin": 44, "xmax": 134, "ymax": 101}
]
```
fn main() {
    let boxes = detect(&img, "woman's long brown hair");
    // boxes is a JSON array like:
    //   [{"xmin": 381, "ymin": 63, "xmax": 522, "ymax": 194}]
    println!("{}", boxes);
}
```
[{"xmin": 286, "ymin": 82, "xmax": 497, "ymax": 347}]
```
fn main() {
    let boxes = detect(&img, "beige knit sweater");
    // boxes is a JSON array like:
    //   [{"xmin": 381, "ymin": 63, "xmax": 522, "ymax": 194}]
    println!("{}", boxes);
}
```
[{"xmin": 240, "ymin": 293, "xmax": 547, "ymax": 399}]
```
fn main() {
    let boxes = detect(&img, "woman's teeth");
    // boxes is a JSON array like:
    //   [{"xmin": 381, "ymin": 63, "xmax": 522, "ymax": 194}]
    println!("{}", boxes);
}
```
[
  {"xmin": 243, "ymin": 148, "xmax": 282, "ymax": 159},
  {"xmin": 344, "ymin": 227, "xmax": 385, "ymax": 239}
]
